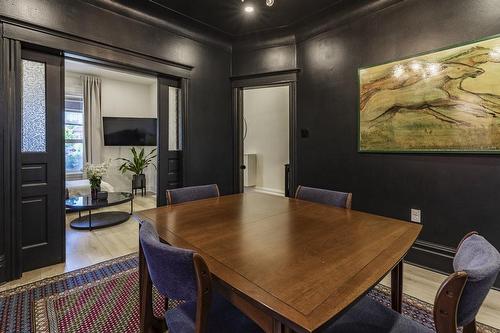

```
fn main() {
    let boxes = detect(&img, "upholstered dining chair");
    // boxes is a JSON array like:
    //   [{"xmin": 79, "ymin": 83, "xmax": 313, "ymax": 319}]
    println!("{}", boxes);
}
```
[
  {"xmin": 295, "ymin": 185, "xmax": 353, "ymax": 209},
  {"xmin": 140, "ymin": 220, "xmax": 263, "ymax": 333},
  {"xmin": 321, "ymin": 232, "xmax": 500, "ymax": 333},
  {"xmin": 166, "ymin": 184, "xmax": 220, "ymax": 205}
]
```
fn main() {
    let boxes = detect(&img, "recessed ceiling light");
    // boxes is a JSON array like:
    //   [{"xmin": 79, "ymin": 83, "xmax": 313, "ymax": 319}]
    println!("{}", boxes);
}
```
[{"xmin": 244, "ymin": 5, "xmax": 254, "ymax": 13}]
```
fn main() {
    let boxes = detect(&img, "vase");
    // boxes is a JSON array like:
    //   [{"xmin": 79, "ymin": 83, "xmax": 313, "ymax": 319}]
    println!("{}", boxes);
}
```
[{"xmin": 91, "ymin": 186, "xmax": 101, "ymax": 200}]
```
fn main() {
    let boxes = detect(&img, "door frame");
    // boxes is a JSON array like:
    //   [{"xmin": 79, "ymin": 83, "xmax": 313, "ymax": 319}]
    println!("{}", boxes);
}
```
[
  {"xmin": 231, "ymin": 70, "xmax": 299, "ymax": 195},
  {"xmin": 0, "ymin": 23, "xmax": 192, "ymax": 282},
  {"xmin": 157, "ymin": 76, "xmax": 188, "ymax": 207}
]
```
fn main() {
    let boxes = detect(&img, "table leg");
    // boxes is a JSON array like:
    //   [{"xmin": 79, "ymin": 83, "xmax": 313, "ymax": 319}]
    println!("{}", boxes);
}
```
[
  {"xmin": 88, "ymin": 210, "xmax": 92, "ymax": 231},
  {"xmin": 273, "ymin": 319, "xmax": 296, "ymax": 333},
  {"xmin": 131, "ymin": 199, "xmax": 134, "ymax": 215},
  {"xmin": 391, "ymin": 260, "xmax": 403, "ymax": 313}
]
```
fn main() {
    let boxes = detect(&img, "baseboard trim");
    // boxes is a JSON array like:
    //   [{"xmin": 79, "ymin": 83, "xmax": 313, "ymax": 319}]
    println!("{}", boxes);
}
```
[{"xmin": 407, "ymin": 240, "xmax": 500, "ymax": 290}]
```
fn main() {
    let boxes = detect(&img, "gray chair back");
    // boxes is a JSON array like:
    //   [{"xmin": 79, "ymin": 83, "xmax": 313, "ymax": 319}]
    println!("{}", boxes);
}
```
[
  {"xmin": 166, "ymin": 184, "xmax": 220, "ymax": 205},
  {"xmin": 140, "ymin": 221, "xmax": 198, "ymax": 302},
  {"xmin": 453, "ymin": 234, "xmax": 500, "ymax": 327},
  {"xmin": 295, "ymin": 185, "xmax": 352, "ymax": 209}
]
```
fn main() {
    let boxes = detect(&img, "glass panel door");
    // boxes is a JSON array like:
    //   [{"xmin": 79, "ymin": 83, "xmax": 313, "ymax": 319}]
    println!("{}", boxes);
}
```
[
  {"xmin": 168, "ymin": 86, "xmax": 182, "ymax": 151},
  {"xmin": 21, "ymin": 60, "xmax": 47, "ymax": 152}
]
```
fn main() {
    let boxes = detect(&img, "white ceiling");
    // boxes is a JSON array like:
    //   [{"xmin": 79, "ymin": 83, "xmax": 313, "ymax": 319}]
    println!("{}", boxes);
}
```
[{"xmin": 65, "ymin": 60, "xmax": 157, "ymax": 85}]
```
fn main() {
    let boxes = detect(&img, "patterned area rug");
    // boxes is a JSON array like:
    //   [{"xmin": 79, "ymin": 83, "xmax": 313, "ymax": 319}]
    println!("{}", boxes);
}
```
[{"xmin": 1, "ymin": 254, "xmax": 498, "ymax": 333}]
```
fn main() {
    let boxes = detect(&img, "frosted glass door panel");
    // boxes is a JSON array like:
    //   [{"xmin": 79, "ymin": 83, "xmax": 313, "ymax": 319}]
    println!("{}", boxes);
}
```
[
  {"xmin": 22, "ymin": 60, "xmax": 47, "ymax": 152},
  {"xmin": 168, "ymin": 87, "xmax": 182, "ymax": 151}
]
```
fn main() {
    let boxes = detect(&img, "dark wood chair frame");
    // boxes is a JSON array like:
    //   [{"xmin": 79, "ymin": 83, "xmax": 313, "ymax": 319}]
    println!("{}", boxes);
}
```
[
  {"xmin": 433, "ymin": 231, "xmax": 479, "ymax": 333},
  {"xmin": 166, "ymin": 184, "xmax": 220, "ymax": 206},
  {"xmin": 142, "ymin": 236, "xmax": 213, "ymax": 333},
  {"xmin": 295, "ymin": 185, "xmax": 353, "ymax": 210}
]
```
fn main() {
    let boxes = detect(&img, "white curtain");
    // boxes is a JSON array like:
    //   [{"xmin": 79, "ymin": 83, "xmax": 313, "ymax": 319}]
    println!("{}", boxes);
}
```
[{"xmin": 82, "ymin": 76, "xmax": 103, "ymax": 164}]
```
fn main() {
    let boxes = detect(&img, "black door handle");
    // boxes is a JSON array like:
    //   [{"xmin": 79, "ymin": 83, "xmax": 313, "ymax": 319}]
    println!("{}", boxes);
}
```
[{"xmin": 240, "ymin": 165, "xmax": 246, "ymax": 170}]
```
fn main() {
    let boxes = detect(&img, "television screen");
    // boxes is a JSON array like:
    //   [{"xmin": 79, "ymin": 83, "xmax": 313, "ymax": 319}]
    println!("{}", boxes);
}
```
[{"xmin": 103, "ymin": 117, "xmax": 157, "ymax": 146}]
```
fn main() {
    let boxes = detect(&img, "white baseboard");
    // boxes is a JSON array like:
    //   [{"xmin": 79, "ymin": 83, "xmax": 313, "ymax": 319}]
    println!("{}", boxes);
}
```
[{"xmin": 247, "ymin": 186, "xmax": 285, "ymax": 197}]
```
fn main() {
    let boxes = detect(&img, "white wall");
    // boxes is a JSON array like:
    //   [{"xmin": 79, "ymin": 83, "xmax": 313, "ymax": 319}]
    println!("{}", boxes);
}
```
[
  {"xmin": 100, "ymin": 77, "xmax": 158, "ymax": 193},
  {"xmin": 243, "ymin": 86, "xmax": 289, "ymax": 194}
]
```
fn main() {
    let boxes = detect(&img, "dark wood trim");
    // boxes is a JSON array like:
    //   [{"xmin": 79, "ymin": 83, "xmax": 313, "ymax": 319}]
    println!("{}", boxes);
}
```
[
  {"xmin": 193, "ymin": 253, "xmax": 212, "ymax": 333},
  {"xmin": 1, "ymin": 38, "xmax": 22, "ymax": 280},
  {"xmin": 2, "ymin": 22, "xmax": 193, "ymax": 78},
  {"xmin": 231, "ymin": 69, "xmax": 299, "ymax": 88},
  {"xmin": 0, "ymin": 30, "xmax": 5, "ymax": 283},
  {"xmin": 157, "ymin": 77, "xmax": 170, "ymax": 207},
  {"xmin": 232, "ymin": 87, "xmax": 244, "ymax": 193},
  {"xmin": 59, "ymin": 51, "xmax": 66, "ymax": 262},
  {"xmin": 181, "ymin": 78, "xmax": 190, "ymax": 187},
  {"xmin": 289, "ymin": 81, "xmax": 298, "ymax": 195},
  {"xmin": 64, "ymin": 53, "xmax": 157, "ymax": 78},
  {"xmin": 433, "ymin": 271, "xmax": 468, "ymax": 333},
  {"xmin": 232, "ymin": 71, "xmax": 298, "ymax": 195}
]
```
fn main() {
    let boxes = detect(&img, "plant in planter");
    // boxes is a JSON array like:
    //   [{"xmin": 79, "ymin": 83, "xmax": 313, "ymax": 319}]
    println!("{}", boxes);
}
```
[
  {"xmin": 117, "ymin": 147, "xmax": 157, "ymax": 194},
  {"xmin": 84, "ymin": 160, "xmax": 110, "ymax": 200}
]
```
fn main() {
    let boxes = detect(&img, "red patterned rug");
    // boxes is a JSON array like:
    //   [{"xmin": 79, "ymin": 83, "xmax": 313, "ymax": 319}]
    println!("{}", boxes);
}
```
[{"xmin": 1, "ymin": 254, "xmax": 498, "ymax": 333}]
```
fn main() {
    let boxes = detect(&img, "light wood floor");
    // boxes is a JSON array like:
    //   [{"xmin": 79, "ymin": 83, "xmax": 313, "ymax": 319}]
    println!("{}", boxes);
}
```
[
  {"xmin": 0, "ymin": 194, "xmax": 156, "ymax": 292},
  {"xmin": 1, "ymin": 194, "xmax": 499, "ymax": 329}
]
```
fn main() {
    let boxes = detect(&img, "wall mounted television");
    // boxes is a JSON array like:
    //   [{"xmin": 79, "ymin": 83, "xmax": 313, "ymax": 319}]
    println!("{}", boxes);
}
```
[{"xmin": 103, "ymin": 117, "xmax": 157, "ymax": 146}]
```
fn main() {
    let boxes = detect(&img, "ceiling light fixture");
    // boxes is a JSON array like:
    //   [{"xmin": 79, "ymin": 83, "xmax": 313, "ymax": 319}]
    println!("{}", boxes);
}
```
[
  {"xmin": 241, "ymin": 0, "xmax": 275, "ymax": 10},
  {"xmin": 244, "ymin": 5, "xmax": 254, "ymax": 13}
]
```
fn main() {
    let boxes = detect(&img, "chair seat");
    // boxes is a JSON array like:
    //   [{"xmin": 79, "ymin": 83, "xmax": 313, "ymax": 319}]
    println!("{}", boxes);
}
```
[
  {"xmin": 323, "ymin": 296, "xmax": 434, "ymax": 333},
  {"xmin": 165, "ymin": 292, "xmax": 263, "ymax": 333}
]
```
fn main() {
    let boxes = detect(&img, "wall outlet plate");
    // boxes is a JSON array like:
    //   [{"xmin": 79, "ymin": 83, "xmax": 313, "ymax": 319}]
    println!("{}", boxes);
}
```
[{"xmin": 411, "ymin": 209, "xmax": 421, "ymax": 223}]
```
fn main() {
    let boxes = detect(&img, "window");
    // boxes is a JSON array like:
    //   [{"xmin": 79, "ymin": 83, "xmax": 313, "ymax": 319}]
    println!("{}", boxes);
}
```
[{"xmin": 65, "ymin": 76, "xmax": 84, "ymax": 174}]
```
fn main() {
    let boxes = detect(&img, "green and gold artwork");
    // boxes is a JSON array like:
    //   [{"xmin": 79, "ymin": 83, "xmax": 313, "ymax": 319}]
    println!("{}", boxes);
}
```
[{"xmin": 359, "ymin": 36, "xmax": 500, "ymax": 152}]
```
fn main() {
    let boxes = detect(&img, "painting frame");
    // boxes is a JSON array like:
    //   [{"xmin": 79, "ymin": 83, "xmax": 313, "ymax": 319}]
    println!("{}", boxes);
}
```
[{"xmin": 357, "ymin": 32, "xmax": 500, "ymax": 154}]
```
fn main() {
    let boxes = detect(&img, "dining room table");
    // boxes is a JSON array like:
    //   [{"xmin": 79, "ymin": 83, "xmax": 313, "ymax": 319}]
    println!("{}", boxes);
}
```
[{"xmin": 134, "ymin": 192, "xmax": 422, "ymax": 333}]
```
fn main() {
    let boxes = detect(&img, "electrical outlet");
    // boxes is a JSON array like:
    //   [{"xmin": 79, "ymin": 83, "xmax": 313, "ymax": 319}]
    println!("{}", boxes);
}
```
[{"xmin": 411, "ymin": 209, "xmax": 421, "ymax": 223}]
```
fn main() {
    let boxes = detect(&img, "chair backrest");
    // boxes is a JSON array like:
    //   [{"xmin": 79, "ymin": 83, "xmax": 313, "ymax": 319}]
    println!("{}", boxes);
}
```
[
  {"xmin": 295, "ymin": 185, "xmax": 352, "ymax": 209},
  {"xmin": 433, "ymin": 232, "xmax": 500, "ymax": 333},
  {"xmin": 166, "ymin": 184, "xmax": 220, "ymax": 205},
  {"xmin": 139, "ymin": 221, "xmax": 212, "ymax": 332},
  {"xmin": 140, "ymin": 220, "xmax": 198, "ymax": 301},
  {"xmin": 454, "ymin": 233, "xmax": 500, "ymax": 327}
]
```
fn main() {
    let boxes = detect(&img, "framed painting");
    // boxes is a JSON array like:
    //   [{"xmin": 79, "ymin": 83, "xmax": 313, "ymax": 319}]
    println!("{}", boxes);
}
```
[{"xmin": 358, "ymin": 34, "xmax": 500, "ymax": 153}]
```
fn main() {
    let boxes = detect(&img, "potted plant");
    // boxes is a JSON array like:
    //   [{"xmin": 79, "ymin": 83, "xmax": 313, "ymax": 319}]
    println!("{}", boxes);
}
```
[
  {"xmin": 117, "ymin": 147, "xmax": 157, "ymax": 193},
  {"xmin": 84, "ymin": 161, "xmax": 110, "ymax": 200}
]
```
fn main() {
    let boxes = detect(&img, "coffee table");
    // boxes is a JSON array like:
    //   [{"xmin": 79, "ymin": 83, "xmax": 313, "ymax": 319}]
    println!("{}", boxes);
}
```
[{"xmin": 66, "ymin": 192, "xmax": 134, "ymax": 230}]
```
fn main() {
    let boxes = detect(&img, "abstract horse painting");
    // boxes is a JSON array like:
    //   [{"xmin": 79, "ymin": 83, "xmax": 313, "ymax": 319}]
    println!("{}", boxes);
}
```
[{"xmin": 359, "ymin": 35, "xmax": 500, "ymax": 152}]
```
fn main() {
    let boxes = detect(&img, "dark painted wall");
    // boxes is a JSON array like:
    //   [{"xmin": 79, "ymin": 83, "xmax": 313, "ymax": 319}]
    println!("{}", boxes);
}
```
[
  {"xmin": 296, "ymin": 0, "xmax": 500, "ymax": 252},
  {"xmin": 233, "ymin": 0, "xmax": 500, "ymax": 285},
  {"xmin": 0, "ymin": 0, "xmax": 234, "ymax": 194}
]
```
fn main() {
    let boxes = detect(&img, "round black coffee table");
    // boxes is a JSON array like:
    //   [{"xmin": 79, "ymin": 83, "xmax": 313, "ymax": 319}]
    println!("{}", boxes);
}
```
[{"xmin": 66, "ymin": 192, "xmax": 134, "ymax": 230}]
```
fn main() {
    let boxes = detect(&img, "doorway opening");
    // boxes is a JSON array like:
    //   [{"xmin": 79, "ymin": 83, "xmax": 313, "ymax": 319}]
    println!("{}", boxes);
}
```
[
  {"xmin": 242, "ymin": 86, "xmax": 290, "ymax": 196},
  {"xmin": 2, "ymin": 38, "xmax": 189, "ymax": 285},
  {"xmin": 63, "ymin": 59, "xmax": 159, "ymax": 270}
]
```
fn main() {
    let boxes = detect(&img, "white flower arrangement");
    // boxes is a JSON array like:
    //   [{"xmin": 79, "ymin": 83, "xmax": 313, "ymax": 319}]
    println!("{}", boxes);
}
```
[{"xmin": 84, "ymin": 160, "xmax": 110, "ymax": 189}]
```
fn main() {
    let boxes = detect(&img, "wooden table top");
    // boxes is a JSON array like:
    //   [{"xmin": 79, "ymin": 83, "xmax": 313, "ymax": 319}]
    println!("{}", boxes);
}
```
[{"xmin": 136, "ymin": 192, "xmax": 422, "ymax": 333}]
